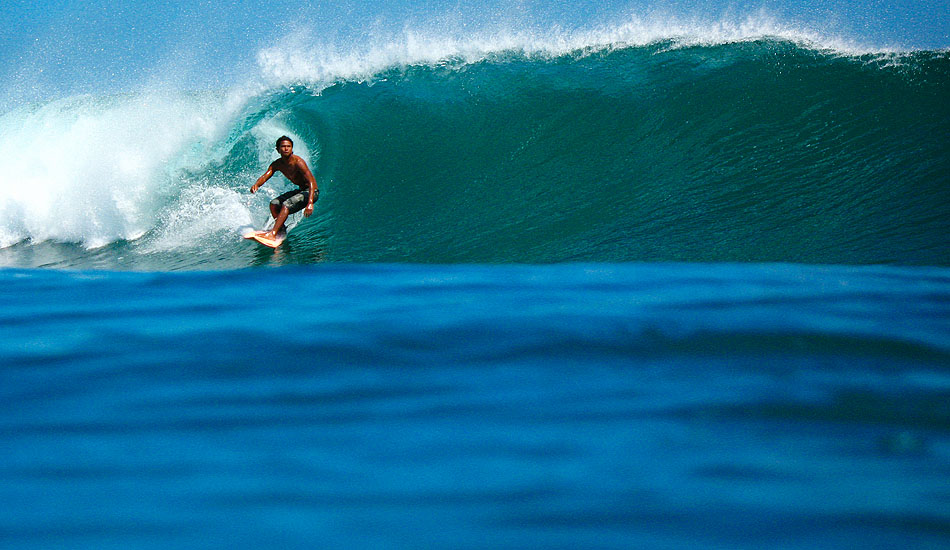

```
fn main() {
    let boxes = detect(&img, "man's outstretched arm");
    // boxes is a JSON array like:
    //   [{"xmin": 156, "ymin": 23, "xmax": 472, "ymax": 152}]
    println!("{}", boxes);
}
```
[{"xmin": 250, "ymin": 164, "xmax": 275, "ymax": 193}]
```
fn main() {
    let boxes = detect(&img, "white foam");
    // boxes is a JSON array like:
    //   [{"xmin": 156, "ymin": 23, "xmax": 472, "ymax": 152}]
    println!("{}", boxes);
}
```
[
  {"xmin": 253, "ymin": 11, "xmax": 891, "ymax": 87},
  {"xmin": 143, "ymin": 184, "xmax": 254, "ymax": 252},
  {"xmin": 0, "ymin": 91, "xmax": 243, "ymax": 249}
]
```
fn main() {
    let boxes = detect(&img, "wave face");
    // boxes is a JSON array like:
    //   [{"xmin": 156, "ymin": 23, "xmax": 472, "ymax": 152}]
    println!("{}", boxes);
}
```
[{"xmin": 1, "ymin": 40, "xmax": 948, "ymax": 269}]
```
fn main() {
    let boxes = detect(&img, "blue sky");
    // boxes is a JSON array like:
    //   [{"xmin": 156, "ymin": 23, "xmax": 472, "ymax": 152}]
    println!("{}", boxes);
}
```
[{"xmin": 1, "ymin": 0, "xmax": 947, "ymax": 106}]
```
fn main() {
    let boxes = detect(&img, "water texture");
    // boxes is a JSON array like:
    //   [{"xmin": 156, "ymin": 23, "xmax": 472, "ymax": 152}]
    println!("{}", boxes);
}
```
[{"xmin": 2, "ymin": 264, "xmax": 949, "ymax": 548}]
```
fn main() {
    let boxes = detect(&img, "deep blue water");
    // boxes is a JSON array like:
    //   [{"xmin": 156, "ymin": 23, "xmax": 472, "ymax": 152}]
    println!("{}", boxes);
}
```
[{"xmin": 2, "ymin": 263, "xmax": 949, "ymax": 548}]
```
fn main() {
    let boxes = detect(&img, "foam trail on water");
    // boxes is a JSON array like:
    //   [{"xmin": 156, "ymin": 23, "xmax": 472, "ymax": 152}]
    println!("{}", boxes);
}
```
[{"xmin": 144, "ymin": 185, "xmax": 254, "ymax": 252}]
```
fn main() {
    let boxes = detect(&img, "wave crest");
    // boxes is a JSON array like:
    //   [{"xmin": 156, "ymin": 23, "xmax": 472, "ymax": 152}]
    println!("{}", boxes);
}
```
[{"xmin": 253, "ymin": 13, "xmax": 896, "ymax": 87}]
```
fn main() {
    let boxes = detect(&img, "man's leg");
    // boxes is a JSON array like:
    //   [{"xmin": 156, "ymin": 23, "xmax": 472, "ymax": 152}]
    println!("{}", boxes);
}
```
[
  {"xmin": 268, "ymin": 206, "xmax": 291, "ymax": 238},
  {"xmin": 266, "ymin": 189, "xmax": 305, "ymax": 237},
  {"xmin": 270, "ymin": 189, "xmax": 296, "ymax": 220}
]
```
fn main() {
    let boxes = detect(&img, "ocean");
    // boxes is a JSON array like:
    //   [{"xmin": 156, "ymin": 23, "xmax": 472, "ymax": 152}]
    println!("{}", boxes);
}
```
[{"xmin": 1, "ymin": 11, "xmax": 949, "ymax": 549}]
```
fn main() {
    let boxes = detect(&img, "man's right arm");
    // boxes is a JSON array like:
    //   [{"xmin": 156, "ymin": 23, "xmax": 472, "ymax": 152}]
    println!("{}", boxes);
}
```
[{"xmin": 250, "ymin": 164, "xmax": 275, "ymax": 193}]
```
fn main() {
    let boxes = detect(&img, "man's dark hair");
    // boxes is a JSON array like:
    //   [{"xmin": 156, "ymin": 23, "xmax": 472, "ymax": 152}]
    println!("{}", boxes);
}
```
[{"xmin": 276, "ymin": 136, "xmax": 293, "ymax": 147}]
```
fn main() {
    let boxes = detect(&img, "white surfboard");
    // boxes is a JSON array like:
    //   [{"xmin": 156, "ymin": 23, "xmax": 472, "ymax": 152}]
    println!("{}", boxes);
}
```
[{"xmin": 241, "ymin": 210, "xmax": 303, "ymax": 249}]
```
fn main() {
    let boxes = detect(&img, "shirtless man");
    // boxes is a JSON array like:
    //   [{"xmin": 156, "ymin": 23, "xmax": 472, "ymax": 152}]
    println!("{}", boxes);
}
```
[{"xmin": 250, "ymin": 136, "xmax": 318, "ymax": 239}]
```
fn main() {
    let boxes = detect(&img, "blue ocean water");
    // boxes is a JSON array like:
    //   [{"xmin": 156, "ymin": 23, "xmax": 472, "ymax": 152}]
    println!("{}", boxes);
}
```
[
  {"xmin": 2, "ymin": 263, "xmax": 949, "ymax": 548},
  {"xmin": 2, "ymin": 4, "xmax": 950, "ymax": 548}
]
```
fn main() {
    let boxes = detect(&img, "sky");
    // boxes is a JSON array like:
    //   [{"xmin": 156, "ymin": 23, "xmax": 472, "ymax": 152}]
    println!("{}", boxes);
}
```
[{"xmin": 0, "ymin": 0, "xmax": 947, "ymax": 106}]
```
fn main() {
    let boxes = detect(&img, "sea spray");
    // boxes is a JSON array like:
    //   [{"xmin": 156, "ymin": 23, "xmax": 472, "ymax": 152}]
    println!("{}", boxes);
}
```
[
  {"xmin": 0, "ymin": 91, "xmax": 244, "ymax": 248},
  {"xmin": 254, "ymin": 12, "xmax": 881, "ymax": 87}
]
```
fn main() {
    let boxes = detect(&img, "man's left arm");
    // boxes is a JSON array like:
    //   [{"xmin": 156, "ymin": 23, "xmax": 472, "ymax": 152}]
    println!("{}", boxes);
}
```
[{"xmin": 301, "ymin": 160, "xmax": 318, "ymax": 217}]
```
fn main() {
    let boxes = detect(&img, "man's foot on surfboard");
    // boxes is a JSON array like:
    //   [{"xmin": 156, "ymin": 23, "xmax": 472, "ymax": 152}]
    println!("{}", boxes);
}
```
[
  {"xmin": 244, "ymin": 227, "xmax": 289, "ymax": 248},
  {"xmin": 247, "ymin": 231, "xmax": 286, "ymax": 248}
]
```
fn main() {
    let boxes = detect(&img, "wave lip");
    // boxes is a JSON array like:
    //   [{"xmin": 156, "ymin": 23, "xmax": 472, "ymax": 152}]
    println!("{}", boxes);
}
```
[{"xmin": 254, "ymin": 13, "xmax": 903, "ymax": 87}]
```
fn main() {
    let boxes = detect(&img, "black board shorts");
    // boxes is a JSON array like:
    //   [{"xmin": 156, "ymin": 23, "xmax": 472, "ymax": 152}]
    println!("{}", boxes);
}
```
[{"xmin": 271, "ymin": 188, "xmax": 310, "ymax": 214}]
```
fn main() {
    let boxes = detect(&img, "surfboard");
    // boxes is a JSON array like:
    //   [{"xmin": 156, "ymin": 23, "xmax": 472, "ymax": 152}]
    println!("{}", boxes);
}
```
[
  {"xmin": 244, "ymin": 229, "xmax": 287, "ymax": 248},
  {"xmin": 240, "ymin": 209, "xmax": 303, "ymax": 249}
]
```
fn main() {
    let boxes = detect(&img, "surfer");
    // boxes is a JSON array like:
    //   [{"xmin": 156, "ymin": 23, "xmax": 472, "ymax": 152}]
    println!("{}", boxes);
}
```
[{"xmin": 250, "ymin": 136, "xmax": 318, "ymax": 239}]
